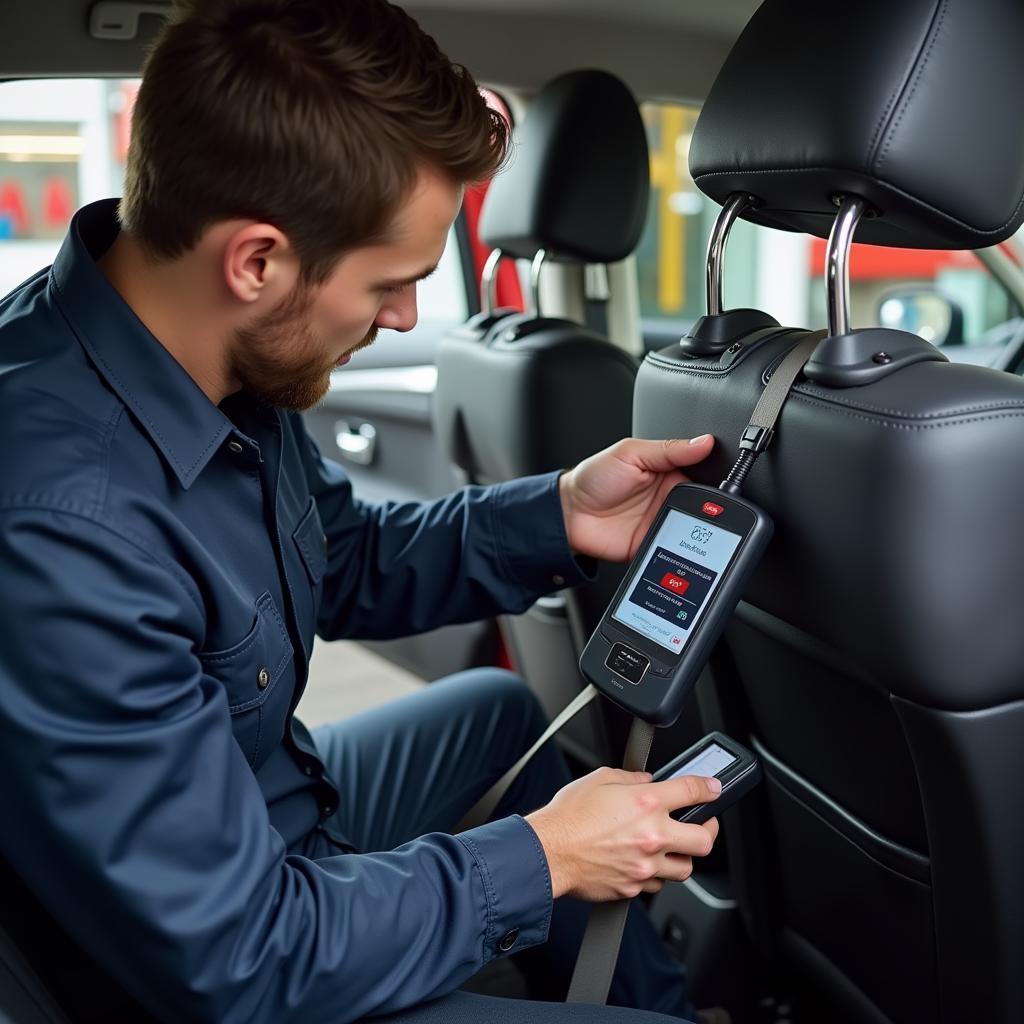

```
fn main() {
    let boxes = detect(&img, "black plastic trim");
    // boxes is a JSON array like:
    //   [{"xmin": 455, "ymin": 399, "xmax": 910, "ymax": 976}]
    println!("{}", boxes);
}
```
[
  {"xmin": 803, "ymin": 328, "xmax": 947, "ymax": 387},
  {"xmin": 753, "ymin": 736, "xmax": 931, "ymax": 884},
  {"xmin": 646, "ymin": 327, "xmax": 802, "ymax": 379},
  {"xmin": 679, "ymin": 309, "xmax": 780, "ymax": 358}
]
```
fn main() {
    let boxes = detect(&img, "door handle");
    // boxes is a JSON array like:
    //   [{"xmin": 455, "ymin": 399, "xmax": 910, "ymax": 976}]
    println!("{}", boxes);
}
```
[{"xmin": 334, "ymin": 420, "xmax": 377, "ymax": 466}]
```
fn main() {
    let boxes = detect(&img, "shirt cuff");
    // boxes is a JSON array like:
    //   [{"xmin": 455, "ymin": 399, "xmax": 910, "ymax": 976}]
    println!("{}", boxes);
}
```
[
  {"xmin": 455, "ymin": 815, "xmax": 553, "ymax": 961},
  {"xmin": 489, "ymin": 472, "xmax": 596, "ymax": 595}
]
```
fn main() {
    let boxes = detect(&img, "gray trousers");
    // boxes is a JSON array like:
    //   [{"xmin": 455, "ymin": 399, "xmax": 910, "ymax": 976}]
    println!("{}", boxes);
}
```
[{"xmin": 310, "ymin": 668, "xmax": 697, "ymax": 1023}]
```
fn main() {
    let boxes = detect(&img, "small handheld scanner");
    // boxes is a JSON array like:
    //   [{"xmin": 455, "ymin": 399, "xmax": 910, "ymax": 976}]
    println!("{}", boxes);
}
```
[
  {"xmin": 579, "ymin": 482, "xmax": 772, "ymax": 726},
  {"xmin": 652, "ymin": 731, "xmax": 762, "ymax": 825}
]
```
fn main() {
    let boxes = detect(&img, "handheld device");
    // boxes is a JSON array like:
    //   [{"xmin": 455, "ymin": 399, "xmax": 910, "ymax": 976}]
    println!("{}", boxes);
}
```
[
  {"xmin": 652, "ymin": 730, "xmax": 761, "ymax": 825},
  {"xmin": 578, "ymin": 482, "xmax": 771, "ymax": 726}
]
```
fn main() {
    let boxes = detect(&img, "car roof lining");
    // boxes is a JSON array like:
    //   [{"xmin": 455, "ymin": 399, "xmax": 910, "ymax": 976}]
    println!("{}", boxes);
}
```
[{"xmin": 0, "ymin": 0, "xmax": 759, "ymax": 102}]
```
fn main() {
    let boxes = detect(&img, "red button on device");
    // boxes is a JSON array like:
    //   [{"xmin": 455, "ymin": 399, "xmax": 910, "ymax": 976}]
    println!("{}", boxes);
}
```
[
  {"xmin": 702, "ymin": 501, "xmax": 724, "ymax": 517},
  {"xmin": 660, "ymin": 572, "xmax": 690, "ymax": 595}
]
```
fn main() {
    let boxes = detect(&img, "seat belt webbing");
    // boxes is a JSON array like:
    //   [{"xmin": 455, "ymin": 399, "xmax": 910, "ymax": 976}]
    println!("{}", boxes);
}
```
[
  {"xmin": 455, "ymin": 684, "xmax": 600, "ymax": 833},
  {"xmin": 747, "ymin": 330, "xmax": 826, "ymax": 438},
  {"xmin": 565, "ymin": 717, "xmax": 656, "ymax": 1005}
]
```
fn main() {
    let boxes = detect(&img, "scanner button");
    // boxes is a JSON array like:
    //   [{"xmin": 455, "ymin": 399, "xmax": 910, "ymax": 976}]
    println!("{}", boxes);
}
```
[{"xmin": 605, "ymin": 642, "xmax": 649, "ymax": 685}]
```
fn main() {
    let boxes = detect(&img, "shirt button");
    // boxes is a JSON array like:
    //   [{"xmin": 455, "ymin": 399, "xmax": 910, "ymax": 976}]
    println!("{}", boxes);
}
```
[
  {"xmin": 497, "ymin": 929, "xmax": 519, "ymax": 952},
  {"xmin": 227, "ymin": 440, "xmax": 244, "ymax": 454},
  {"xmin": 321, "ymin": 805, "xmax": 336, "ymax": 819},
  {"xmin": 303, "ymin": 764, "xmax": 314, "ymax": 776},
  {"xmin": 257, "ymin": 667, "xmax": 270, "ymax": 689},
  {"xmin": 552, "ymin": 574, "xmax": 565, "ymax": 587}
]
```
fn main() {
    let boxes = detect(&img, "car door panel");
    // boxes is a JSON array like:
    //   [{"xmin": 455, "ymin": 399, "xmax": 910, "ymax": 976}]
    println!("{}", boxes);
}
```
[{"xmin": 303, "ymin": 325, "xmax": 500, "ymax": 682}]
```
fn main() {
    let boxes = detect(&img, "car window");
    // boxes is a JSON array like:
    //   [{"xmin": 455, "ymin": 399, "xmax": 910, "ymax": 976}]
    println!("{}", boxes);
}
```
[
  {"xmin": 637, "ymin": 101, "xmax": 774, "ymax": 334},
  {"xmin": 820, "ymin": 242, "xmax": 1021, "ymax": 367},
  {"xmin": 0, "ymin": 79, "xmax": 468, "ymax": 323},
  {"xmin": 637, "ymin": 99, "xmax": 1024, "ymax": 366}
]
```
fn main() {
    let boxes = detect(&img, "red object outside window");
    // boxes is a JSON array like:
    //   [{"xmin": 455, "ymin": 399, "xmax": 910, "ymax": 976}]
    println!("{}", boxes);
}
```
[
  {"xmin": 461, "ymin": 89, "xmax": 524, "ymax": 314},
  {"xmin": 467, "ymin": 91, "xmax": 525, "ymax": 674}
]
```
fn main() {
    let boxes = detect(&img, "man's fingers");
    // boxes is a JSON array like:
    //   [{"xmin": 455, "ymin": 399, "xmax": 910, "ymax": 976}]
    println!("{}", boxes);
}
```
[
  {"xmin": 664, "ymin": 820, "xmax": 718, "ymax": 859},
  {"xmin": 657, "ymin": 854, "xmax": 694, "ymax": 883},
  {"xmin": 651, "ymin": 773, "xmax": 722, "ymax": 811},
  {"xmin": 620, "ymin": 436, "xmax": 715, "ymax": 474}
]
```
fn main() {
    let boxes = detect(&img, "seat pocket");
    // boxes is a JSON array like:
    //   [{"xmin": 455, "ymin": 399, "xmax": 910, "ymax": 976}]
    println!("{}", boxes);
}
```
[{"xmin": 199, "ymin": 591, "xmax": 294, "ymax": 767}]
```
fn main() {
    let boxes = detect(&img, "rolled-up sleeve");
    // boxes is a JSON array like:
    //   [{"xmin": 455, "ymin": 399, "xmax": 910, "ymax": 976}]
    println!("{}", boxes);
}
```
[
  {"xmin": 0, "ymin": 506, "xmax": 552, "ymax": 1024},
  {"xmin": 294, "ymin": 419, "xmax": 594, "ymax": 641}
]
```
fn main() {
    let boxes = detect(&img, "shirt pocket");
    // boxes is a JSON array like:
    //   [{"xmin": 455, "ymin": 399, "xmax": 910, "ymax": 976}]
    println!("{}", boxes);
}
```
[
  {"xmin": 292, "ymin": 497, "xmax": 328, "ymax": 587},
  {"xmin": 199, "ymin": 590, "xmax": 294, "ymax": 769}
]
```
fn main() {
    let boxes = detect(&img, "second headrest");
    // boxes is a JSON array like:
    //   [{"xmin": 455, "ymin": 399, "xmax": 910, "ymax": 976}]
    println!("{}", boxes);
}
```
[{"xmin": 480, "ymin": 69, "xmax": 650, "ymax": 264}]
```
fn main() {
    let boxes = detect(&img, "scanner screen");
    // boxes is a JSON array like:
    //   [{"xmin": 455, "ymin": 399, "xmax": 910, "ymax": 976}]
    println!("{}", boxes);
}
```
[
  {"xmin": 612, "ymin": 509, "xmax": 741, "ymax": 654},
  {"xmin": 668, "ymin": 742, "xmax": 737, "ymax": 780}
]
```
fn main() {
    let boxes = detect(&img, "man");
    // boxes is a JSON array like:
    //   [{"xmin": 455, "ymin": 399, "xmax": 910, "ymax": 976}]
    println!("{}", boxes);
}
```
[{"xmin": 0, "ymin": 1, "xmax": 723, "ymax": 1021}]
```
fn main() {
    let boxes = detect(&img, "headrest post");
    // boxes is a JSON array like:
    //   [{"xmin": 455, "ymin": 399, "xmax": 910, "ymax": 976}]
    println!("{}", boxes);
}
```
[
  {"xmin": 530, "ymin": 249, "xmax": 548, "ymax": 316},
  {"xmin": 826, "ymin": 196, "xmax": 868, "ymax": 337},
  {"xmin": 706, "ymin": 193, "xmax": 755, "ymax": 316},
  {"xmin": 584, "ymin": 264, "xmax": 610, "ymax": 303},
  {"xmin": 481, "ymin": 248, "xmax": 503, "ymax": 317}
]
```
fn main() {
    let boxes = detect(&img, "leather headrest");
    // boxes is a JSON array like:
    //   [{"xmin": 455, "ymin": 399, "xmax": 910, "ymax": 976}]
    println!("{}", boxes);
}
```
[
  {"xmin": 689, "ymin": 0, "xmax": 1024, "ymax": 249},
  {"xmin": 480, "ymin": 70, "xmax": 649, "ymax": 263}
]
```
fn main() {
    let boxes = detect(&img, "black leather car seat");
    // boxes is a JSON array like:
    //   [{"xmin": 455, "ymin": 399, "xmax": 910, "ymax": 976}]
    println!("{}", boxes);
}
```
[
  {"xmin": 631, "ymin": 2, "xmax": 1024, "ymax": 1022},
  {"xmin": 434, "ymin": 69, "xmax": 649, "ymax": 768}
]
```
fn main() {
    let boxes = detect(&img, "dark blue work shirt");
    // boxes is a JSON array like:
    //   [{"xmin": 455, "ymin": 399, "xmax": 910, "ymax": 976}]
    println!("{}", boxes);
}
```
[{"xmin": 0, "ymin": 200, "xmax": 589, "ymax": 1022}]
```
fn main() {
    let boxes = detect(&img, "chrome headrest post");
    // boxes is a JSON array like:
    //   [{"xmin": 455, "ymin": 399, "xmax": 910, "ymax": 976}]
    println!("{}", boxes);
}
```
[
  {"xmin": 530, "ymin": 249, "xmax": 548, "ymax": 316},
  {"xmin": 706, "ymin": 192, "xmax": 756, "ymax": 316},
  {"xmin": 826, "ymin": 196, "xmax": 868, "ymax": 337},
  {"xmin": 481, "ymin": 248, "xmax": 503, "ymax": 317}
]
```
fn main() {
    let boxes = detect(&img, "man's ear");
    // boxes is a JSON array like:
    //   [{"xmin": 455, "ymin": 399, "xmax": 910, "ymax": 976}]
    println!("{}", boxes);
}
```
[{"xmin": 222, "ymin": 223, "xmax": 300, "ymax": 304}]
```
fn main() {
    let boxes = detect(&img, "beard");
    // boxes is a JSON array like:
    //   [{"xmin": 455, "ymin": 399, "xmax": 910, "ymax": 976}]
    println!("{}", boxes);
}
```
[{"xmin": 230, "ymin": 286, "xmax": 377, "ymax": 412}]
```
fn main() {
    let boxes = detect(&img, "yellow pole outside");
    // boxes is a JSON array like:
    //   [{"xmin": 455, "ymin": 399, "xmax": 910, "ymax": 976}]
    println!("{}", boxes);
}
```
[{"xmin": 657, "ymin": 105, "xmax": 686, "ymax": 314}]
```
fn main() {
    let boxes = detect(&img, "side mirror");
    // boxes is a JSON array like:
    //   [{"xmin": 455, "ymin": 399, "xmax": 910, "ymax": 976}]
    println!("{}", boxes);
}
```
[{"xmin": 877, "ymin": 287, "xmax": 965, "ymax": 346}]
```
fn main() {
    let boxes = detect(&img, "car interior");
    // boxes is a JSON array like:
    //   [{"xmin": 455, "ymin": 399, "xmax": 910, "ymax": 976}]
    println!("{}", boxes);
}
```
[{"xmin": 2, "ymin": 1, "xmax": 1024, "ymax": 1023}]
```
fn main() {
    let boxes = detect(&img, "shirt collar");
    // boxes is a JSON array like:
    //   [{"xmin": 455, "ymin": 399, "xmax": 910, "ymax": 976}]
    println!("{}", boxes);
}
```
[{"xmin": 49, "ymin": 199, "xmax": 237, "ymax": 490}]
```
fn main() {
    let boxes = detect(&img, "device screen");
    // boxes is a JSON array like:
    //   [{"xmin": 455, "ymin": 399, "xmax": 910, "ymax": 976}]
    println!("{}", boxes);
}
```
[
  {"xmin": 611, "ymin": 509, "xmax": 743, "ymax": 654},
  {"xmin": 666, "ymin": 742, "xmax": 737, "ymax": 781}
]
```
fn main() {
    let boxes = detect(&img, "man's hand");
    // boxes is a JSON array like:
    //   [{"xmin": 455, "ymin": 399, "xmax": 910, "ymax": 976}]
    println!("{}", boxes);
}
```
[
  {"xmin": 558, "ymin": 436, "xmax": 714, "ymax": 562},
  {"xmin": 525, "ymin": 768, "xmax": 721, "ymax": 901}
]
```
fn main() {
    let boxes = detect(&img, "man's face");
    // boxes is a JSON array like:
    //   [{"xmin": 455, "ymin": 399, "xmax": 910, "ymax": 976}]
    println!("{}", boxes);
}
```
[{"xmin": 230, "ymin": 165, "xmax": 462, "ymax": 411}]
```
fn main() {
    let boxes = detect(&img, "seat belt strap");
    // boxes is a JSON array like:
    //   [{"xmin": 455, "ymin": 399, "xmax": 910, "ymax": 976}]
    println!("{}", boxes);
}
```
[
  {"xmin": 566, "ymin": 329, "xmax": 827, "ymax": 1004},
  {"xmin": 455, "ymin": 684, "xmax": 600, "ymax": 833},
  {"xmin": 734, "ymin": 330, "xmax": 827, "ymax": 454},
  {"xmin": 565, "ymin": 717, "xmax": 656, "ymax": 1005}
]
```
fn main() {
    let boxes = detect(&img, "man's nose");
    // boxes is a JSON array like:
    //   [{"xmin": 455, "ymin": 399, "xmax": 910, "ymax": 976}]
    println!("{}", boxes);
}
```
[{"xmin": 376, "ymin": 289, "xmax": 418, "ymax": 333}]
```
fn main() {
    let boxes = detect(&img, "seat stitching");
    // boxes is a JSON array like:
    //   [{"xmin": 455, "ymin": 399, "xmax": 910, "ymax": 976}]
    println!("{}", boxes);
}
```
[
  {"xmin": 794, "ymin": 385, "xmax": 1024, "ymax": 421},
  {"xmin": 789, "ymin": 393, "xmax": 1024, "ymax": 431},
  {"xmin": 876, "ymin": 0, "xmax": 949, "ymax": 172},
  {"xmin": 865, "ymin": 69, "xmax": 906, "ymax": 170}
]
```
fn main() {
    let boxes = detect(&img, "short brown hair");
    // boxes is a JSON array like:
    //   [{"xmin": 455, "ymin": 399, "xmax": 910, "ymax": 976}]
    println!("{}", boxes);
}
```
[{"xmin": 120, "ymin": 0, "xmax": 509, "ymax": 282}]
